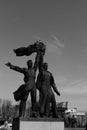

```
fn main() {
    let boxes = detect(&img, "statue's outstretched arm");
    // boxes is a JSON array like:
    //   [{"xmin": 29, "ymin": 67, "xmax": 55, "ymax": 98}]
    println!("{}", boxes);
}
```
[{"xmin": 5, "ymin": 62, "xmax": 24, "ymax": 73}]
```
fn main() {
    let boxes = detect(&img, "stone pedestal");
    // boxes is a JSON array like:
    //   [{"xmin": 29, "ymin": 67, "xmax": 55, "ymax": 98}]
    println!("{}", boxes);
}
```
[{"xmin": 12, "ymin": 117, "xmax": 64, "ymax": 130}]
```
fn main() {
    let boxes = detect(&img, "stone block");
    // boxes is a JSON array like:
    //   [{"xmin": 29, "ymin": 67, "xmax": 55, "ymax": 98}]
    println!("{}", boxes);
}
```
[{"xmin": 12, "ymin": 117, "xmax": 64, "ymax": 130}]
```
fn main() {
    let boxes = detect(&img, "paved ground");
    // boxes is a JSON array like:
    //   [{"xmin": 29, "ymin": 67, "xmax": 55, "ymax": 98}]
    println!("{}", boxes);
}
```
[
  {"xmin": 0, "ymin": 127, "xmax": 11, "ymax": 130},
  {"xmin": 0, "ymin": 127, "xmax": 85, "ymax": 130},
  {"xmin": 65, "ymin": 128, "xmax": 85, "ymax": 130}
]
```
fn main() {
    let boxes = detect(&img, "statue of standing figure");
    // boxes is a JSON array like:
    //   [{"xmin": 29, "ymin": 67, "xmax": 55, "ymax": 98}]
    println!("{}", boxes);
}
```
[
  {"xmin": 5, "ymin": 53, "xmax": 39, "ymax": 117},
  {"xmin": 5, "ymin": 40, "xmax": 60, "ymax": 118},
  {"xmin": 36, "ymin": 52, "xmax": 60, "ymax": 118}
]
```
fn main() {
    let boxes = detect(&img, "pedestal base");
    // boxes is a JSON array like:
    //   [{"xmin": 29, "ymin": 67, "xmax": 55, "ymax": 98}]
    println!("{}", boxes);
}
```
[{"xmin": 12, "ymin": 117, "xmax": 64, "ymax": 130}]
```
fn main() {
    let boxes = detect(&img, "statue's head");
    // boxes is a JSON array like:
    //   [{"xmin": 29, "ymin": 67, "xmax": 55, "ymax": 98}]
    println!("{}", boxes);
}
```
[
  {"xmin": 43, "ymin": 62, "xmax": 48, "ymax": 70},
  {"xmin": 27, "ymin": 60, "xmax": 33, "ymax": 68}
]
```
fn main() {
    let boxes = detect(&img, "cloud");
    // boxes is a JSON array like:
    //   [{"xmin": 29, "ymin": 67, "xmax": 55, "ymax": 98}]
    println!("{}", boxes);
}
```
[
  {"xmin": 46, "ymin": 43, "xmax": 63, "ymax": 55},
  {"xmin": 45, "ymin": 35, "xmax": 64, "ymax": 55},
  {"xmin": 61, "ymin": 79, "xmax": 87, "ymax": 95},
  {"xmin": 65, "ymin": 79, "xmax": 82, "ymax": 88},
  {"xmin": 56, "ymin": 76, "xmax": 81, "ymax": 88},
  {"xmin": 32, "ymin": 34, "xmax": 65, "ymax": 55},
  {"xmin": 55, "ymin": 75, "xmax": 87, "ymax": 95},
  {"xmin": 55, "ymin": 76, "xmax": 69, "ymax": 87},
  {"xmin": 51, "ymin": 35, "xmax": 64, "ymax": 48},
  {"xmin": 46, "ymin": 34, "xmax": 65, "ymax": 55}
]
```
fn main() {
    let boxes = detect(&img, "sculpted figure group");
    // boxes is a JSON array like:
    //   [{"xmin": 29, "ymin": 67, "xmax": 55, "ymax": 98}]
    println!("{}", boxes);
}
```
[{"xmin": 6, "ymin": 41, "xmax": 60, "ymax": 118}]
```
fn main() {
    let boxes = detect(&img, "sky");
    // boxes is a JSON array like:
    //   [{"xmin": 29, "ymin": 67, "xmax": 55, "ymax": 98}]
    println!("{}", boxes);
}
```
[{"xmin": 0, "ymin": 0, "xmax": 87, "ymax": 111}]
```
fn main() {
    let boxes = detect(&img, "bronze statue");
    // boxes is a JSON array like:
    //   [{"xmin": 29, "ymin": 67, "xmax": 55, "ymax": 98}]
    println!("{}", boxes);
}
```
[
  {"xmin": 6, "ymin": 40, "xmax": 60, "ymax": 118},
  {"xmin": 5, "ymin": 53, "xmax": 39, "ymax": 117},
  {"xmin": 36, "ymin": 53, "xmax": 60, "ymax": 117}
]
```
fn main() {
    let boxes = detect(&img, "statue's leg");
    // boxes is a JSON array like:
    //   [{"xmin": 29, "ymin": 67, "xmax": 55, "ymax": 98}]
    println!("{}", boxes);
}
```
[
  {"xmin": 51, "ymin": 93, "xmax": 58, "ymax": 118},
  {"xmin": 40, "ymin": 101, "xmax": 45, "ymax": 117},
  {"xmin": 45, "ymin": 94, "xmax": 51, "ymax": 117},
  {"xmin": 19, "ymin": 100, "xmax": 26, "ymax": 117},
  {"xmin": 19, "ymin": 91, "xmax": 29, "ymax": 117},
  {"xmin": 39, "ymin": 93, "xmax": 47, "ymax": 117},
  {"xmin": 39, "ymin": 92, "xmax": 43, "ymax": 116},
  {"xmin": 31, "ymin": 87, "xmax": 36, "ymax": 112},
  {"xmin": 19, "ymin": 100, "xmax": 22, "ymax": 117}
]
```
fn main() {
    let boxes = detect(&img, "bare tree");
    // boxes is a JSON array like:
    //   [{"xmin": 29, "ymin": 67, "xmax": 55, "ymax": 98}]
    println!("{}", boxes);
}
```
[{"xmin": 2, "ymin": 100, "xmax": 13, "ymax": 121}]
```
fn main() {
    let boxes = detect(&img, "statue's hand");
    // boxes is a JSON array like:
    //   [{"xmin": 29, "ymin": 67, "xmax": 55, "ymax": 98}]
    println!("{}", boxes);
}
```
[
  {"xmin": 37, "ymin": 41, "xmax": 46, "ymax": 55},
  {"xmin": 5, "ymin": 62, "xmax": 12, "ymax": 67}
]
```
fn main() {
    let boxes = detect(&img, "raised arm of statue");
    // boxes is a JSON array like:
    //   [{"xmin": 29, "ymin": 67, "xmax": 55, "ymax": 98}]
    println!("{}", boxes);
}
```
[
  {"xmin": 38, "ymin": 53, "xmax": 44, "ymax": 73},
  {"xmin": 33, "ymin": 53, "xmax": 40, "ymax": 72},
  {"xmin": 51, "ymin": 74, "xmax": 60, "ymax": 96},
  {"xmin": 5, "ymin": 62, "xmax": 25, "ymax": 73}
]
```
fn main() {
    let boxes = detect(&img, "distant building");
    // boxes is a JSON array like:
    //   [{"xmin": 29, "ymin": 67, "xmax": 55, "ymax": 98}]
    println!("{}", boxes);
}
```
[
  {"xmin": 56, "ymin": 101, "xmax": 68, "ymax": 119},
  {"xmin": 65, "ymin": 108, "xmax": 86, "ymax": 127}
]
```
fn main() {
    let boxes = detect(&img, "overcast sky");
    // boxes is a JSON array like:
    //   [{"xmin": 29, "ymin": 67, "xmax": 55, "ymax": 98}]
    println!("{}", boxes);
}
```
[{"xmin": 0, "ymin": 0, "xmax": 87, "ymax": 111}]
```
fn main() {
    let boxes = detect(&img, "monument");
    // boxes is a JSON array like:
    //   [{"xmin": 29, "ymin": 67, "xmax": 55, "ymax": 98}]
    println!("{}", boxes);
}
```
[{"xmin": 6, "ymin": 40, "xmax": 64, "ymax": 130}]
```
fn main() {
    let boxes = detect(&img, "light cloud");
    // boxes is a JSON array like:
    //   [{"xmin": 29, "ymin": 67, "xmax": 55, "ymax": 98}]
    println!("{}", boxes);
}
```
[
  {"xmin": 32, "ymin": 34, "xmax": 65, "ymax": 55},
  {"xmin": 55, "ymin": 76, "xmax": 81, "ymax": 88},
  {"xmin": 61, "ymin": 80, "xmax": 87, "ymax": 95},
  {"xmin": 64, "ymin": 79, "xmax": 82, "ymax": 88},
  {"xmin": 55, "ymin": 76, "xmax": 68, "ymax": 87},
  {"xmin": 55, "ymin": 75, "xmax": 87, "ymax": 96},
  {"xmin": 46, "ymin": 43, "xmax": 63, "ymax": 55},
  {"xmin": 46, "ymin": 34, "xmax": 65, "ymax": 55},
  {"xmin": 51, "ymin": 35, "xmax": 64, "ymax": 48}
]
